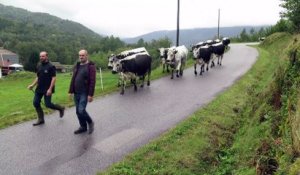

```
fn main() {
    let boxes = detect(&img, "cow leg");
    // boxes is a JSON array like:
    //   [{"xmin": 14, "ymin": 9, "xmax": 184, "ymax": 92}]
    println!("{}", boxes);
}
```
[
  {"xmin": 130, "ymin": 78, "xmax": 136, "ymax": 91},
  {"xmin": 176, "ymin": 62, "xmax": 181, "ymax": 78},
  {"xmin": 166, "ymin": 65, "xmax": 170, "ymax": 73},
  {"xmin": 200, "ymin": 65, "xmax": 203, "ymax": 75},
  {"xmin": 162, "ymin": 63, "xmax": 165, "ymax": 73},
  {"xmin": 220, "ymin": 55, "xmax": 223, "ymax": 66},
  {"xmin": 171, "ymin": 69, "xmax": 174, "ymax": 79},
  {"xmin": 120, "ymin": 80, "xmax": 125, "ymax": 95},
  {"xmin": 194, "ymin": 63, "xmax": 197, "ymax": 75},
  {"xmin": 176, "ymin": 70, "xmax": 180, "ymax": 78},
  {"xmin": 211, "ymin": 60, "xmax": 215, "ymax": 68},
  {"xmin": 206, "ymin": 63, "xmax": 209, "ymax": 71},
  {"xmin": 140, "ymin": 76, "xmax": 145, "ymax": 88},
  {"xmin": 147, "ymin": 69, "xmax": 151, "ymax": 86}
]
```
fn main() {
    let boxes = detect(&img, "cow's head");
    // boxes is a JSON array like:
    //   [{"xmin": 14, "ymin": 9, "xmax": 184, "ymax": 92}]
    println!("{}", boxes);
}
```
[
  {"xmin": 111, "ymin": 59, "xmax": 124, "ymax": 74},
  {"xmin": 166, "ymin": 48, "xmax": 177, "ymax": 68},
  {"xmin": 107, "ymin": 54, "xmax": 116, "ymax": 69},
  {"xmin": 192, "ymin": 47, "xmax": 200, "ymax": 59},
  {"xmin": 158, "ymin": 48, "xmax": 168, "ymax": 63}
]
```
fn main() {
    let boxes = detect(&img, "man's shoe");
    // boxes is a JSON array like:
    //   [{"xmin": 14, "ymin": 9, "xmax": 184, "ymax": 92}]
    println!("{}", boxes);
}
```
[
  {"xmin": 74, "ymin": 127, "xmax": 87, "ymax": 134},
  {"xmin": 33, "ymin": 120, "xmax": 45, "ymax": 126},
  {"xmin": 88, "ymin": 122, "xmax": 94, "ymax": 134},
  {"xmin": 59, "ymin": 107, "xmax": 65, "ymax": 118}
]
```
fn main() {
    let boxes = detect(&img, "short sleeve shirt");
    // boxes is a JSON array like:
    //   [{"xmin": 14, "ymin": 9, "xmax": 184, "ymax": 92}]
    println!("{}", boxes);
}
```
[{"xmin": 36, "ymin": 62, "xmax": 56, "ymax": 94}]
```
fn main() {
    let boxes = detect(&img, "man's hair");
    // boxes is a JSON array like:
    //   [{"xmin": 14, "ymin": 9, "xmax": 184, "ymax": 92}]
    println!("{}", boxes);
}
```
[{"xmin": 40, "ymin": 51, "xmax": 48, "ymax": 56}]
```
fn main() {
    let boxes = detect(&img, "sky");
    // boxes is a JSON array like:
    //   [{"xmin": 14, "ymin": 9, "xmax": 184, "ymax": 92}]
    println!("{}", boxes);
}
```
[{"xmin": 0, "ymin": 0, "xmax": 283, "ymax": 38}]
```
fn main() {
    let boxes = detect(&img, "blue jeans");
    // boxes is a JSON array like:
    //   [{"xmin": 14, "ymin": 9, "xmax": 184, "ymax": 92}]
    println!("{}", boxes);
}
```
[{"xmin": 74, "ymin": 93, "xmax": 93, "ymax": 129}]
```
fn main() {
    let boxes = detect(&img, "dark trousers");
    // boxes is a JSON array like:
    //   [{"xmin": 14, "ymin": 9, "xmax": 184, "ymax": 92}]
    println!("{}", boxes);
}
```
[
  {"xmin": 74, "ymin": 93, "xmax": 93, "ymax": 129},
  {"xmin": 33, "ymin": 92, "xmax": 63, "ymax": 121}
]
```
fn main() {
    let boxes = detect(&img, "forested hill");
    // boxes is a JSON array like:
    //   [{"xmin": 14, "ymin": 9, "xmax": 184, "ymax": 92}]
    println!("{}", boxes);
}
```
[
  {"xmin": 123, "ymin": 26, "xmax": 269, "ymax": 46},
  {"xmin": 0, "ymin": 4, "xmax": 99, "ymax": 37},
  {"xmin": 0, "ymin": 3, "xmax": 125, "ymax": 67}
]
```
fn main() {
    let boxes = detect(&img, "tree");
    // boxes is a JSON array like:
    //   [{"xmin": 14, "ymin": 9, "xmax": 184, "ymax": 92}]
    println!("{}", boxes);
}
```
[
  {"xmin": 24, "ymin": 51, "xmax": 39, "ymax": 72},
  {"xmin": 280, "ymin": 0, "xmax": 300, "ymax": 32}
]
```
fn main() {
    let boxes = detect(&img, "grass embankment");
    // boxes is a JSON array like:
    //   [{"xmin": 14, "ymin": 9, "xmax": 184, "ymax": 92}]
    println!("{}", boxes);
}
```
[
  {"xmin": 99, "ymin": 33, "xmax": 300, "ymax": 174},
  {"xmin": 0, "ymin": 59, "xmax": 194, "ymax": 129}
]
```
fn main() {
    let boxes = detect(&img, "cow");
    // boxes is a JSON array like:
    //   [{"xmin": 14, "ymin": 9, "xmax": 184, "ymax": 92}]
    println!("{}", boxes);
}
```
[
  {"xmin": 191, "ymin": 41, "xmax": 206, "ymax": 51},
  {"xmin": 211, "ymin": 42, "xmax": 226, "ymax": 66},
  {"xmin": 108, "ymin": 47, "xmax": 148, "ymax": 87},
  {"xmin": 222, "ymin": 37, "xmax": 231, "ymax": 50},
  {"xmin": 109, "ymin": 53, "xmax": 152, "ymax": 95},
  {"xmin": 166, "ymin": 45, "xmax": 188, "ymax": 79},
  {"xmin": 158, "ymin": 47, "xmax": 172, "ymax": 73},
  {"xmin": 192, "ymin": 45, "xmax": 213, "ymax": 75}
]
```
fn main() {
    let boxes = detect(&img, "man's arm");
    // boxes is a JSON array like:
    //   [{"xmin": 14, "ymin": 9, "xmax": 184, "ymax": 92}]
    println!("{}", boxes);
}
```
[
  {"xmin": 27, "ymin": 77, "xmax": 38, "ymax": 90},
  {"xmin": 88, "ymin": 64, "xmax": 96, "ymax": 102},
  {"xmin": 46, "ymin": 76, "xmax": 56, "ymax": 96}
]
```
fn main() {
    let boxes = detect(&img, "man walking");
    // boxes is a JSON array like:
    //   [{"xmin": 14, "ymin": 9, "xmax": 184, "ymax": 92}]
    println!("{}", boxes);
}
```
[
  {"xmin": 69, "ymin": 49, "xmax": 96, "ymax": 134},
  {"xmin": 28, "ymin": 51, "xmax": 65, "ymax": 126}
]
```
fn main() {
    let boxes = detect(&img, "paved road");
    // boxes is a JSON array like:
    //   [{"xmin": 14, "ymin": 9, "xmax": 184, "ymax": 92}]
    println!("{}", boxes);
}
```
[{"xmin": 0, "ymin": 43, "xmax": 258, "ymax": 175}]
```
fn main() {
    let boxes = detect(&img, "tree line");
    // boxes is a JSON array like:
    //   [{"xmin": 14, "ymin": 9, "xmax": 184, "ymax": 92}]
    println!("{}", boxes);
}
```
[{"xmin": 231, "ymin": 0, "xmax": 299, "ymax": 42}]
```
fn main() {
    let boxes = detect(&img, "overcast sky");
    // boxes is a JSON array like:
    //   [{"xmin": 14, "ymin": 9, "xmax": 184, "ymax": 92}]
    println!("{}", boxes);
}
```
[{"xmin": 0, "ymin": 0, "xmax": 283, "ymax": 38}]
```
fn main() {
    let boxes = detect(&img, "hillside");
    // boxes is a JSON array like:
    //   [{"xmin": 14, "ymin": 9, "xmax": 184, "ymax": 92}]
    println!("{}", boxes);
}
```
[
  {"xmin": 123, "ymin": 26, "xmax": 268, "ymax": 46},
  {"xmin": 0, "ymin": 3, "xmax": 125, "ymax": 67},
  {"xmin": 0, "ymin": 4, "xmax": 99, "ymax": 38}
]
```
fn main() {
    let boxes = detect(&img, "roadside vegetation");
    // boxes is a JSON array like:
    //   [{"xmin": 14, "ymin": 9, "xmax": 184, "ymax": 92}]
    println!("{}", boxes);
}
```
[{"xmin": 99, "ymin": 33, "xmax": 300, "ymax": 174}]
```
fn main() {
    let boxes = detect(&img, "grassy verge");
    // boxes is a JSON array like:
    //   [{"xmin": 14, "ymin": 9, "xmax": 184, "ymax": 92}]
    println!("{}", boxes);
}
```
[
  {"xmin": 99, "ymin": 33, "xmax": 300, "ymax": 174},
  {"xmin": 0, "ymin": 58, "xmax": 194, "ymax": 129}
]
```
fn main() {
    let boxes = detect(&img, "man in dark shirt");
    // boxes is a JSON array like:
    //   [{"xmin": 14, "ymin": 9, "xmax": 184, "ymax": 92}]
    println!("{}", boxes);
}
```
[
  {"xmin": 69, "ymin": 49, "xmax": 96, "ymax": 134},
  {"xmin": 28, "ymin": 51, "xmax": 65, "ymax": 126}
]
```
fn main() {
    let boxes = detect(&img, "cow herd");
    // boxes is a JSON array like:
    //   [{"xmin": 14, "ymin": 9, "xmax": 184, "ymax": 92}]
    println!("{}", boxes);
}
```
[{"xmin": 108, "ymin": 37, "xmax": 230, "ymax": 95}]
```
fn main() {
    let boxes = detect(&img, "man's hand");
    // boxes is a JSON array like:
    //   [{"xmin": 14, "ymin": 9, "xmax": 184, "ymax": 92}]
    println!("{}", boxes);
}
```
[
  {"xmin": 69, "ymin": 93, "xmax": 73, "ymax": 100},
  {"xmin": 88, "ymin": 96, "xmax": 93, "ymax": 102},
  {"xmin": 27, "ymin": 84, "xmax": 34, "ymax": 90},
  {"xmin": 46, "ymin": 89, "xmax": 52, "ymax": 96}
]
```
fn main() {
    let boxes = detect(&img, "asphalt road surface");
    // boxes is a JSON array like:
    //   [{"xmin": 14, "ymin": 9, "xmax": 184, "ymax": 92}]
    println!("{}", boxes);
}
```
[{"xmin": 0, "ymin": 43, "xmax": 258, "ymax": 175}]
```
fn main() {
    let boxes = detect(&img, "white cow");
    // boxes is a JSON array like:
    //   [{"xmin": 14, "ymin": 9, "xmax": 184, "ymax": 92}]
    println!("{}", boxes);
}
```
[{"xmin": 166, "ymin": 45, "xmax": 188, "ymax": 79}]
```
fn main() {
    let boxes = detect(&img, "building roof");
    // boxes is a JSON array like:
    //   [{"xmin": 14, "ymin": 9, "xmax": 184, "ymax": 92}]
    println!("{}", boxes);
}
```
[
  {"xmin": 51, "ymin": 62, "xmax": 65, "ymax": 70},
  {"xmin": 0, "ymin": 48, "xmax": 17, "ymax": 55}
]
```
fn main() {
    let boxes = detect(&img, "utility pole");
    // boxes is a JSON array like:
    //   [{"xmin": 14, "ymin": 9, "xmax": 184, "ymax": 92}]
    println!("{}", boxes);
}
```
[
  {"xmin": 217, "ymin": 9, "xmax": 220, "ymax": 39},
  {"xmin": 176, "ymin": 0, "xmax": 180, "ymax": 46}
]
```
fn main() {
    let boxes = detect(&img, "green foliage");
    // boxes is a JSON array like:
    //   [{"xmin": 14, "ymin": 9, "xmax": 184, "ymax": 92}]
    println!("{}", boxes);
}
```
[
  {"xmin": 280, "ymin": 0, "xmax": 300, "ymax": 32},
  {"xmin": 231, "ymin": 19, "xmax": 295, "ymax": 43},
  {"xmin": 24, "ymin": 51, "xmax": 39, "ymax": 72}
]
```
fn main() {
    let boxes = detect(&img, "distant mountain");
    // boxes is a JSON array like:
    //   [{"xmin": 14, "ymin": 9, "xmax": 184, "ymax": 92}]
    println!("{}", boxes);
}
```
[{"xmin": 123, "ymin": 26, "xmax": 269, "ymax": 46}]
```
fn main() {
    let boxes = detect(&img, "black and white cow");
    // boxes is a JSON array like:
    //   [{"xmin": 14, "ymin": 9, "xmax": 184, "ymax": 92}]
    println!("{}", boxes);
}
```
[
  {"xmin": 157, "ymin": 47, "xmax": 174, "ymax": 73},
  {"xmin": 211, "ymin": 42, "xmax": 225, "ymax": 66},
  {"xmin": 108, "ymin": 47, "xmax": 148, "ymax": 87},
  {"xmin": 222, "ymin": 37, "xmax": 230, "ymax": 50},
  {"xmin": 166, "ymin": 45, "xmax": 188, "ymax": 79},
  {"xmin": 110, "ymin": 53, "xmax": 152, "ymax": 95},
  {"xmin": 192, "ymin": 45, "xmax": 213, "ymax": 75}
]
